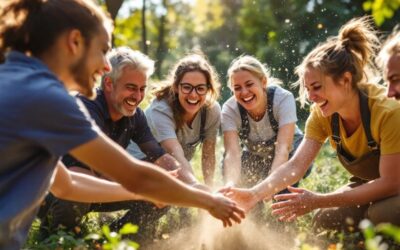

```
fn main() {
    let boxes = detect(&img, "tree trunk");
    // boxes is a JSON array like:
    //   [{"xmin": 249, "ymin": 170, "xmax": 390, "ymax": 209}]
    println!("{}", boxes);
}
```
[
  {"xmin": 142, "ymin": 0, "xmax": 148, "ymax": 54},
  {"xmin": 155, "ymin": 0, "xmax": 167, "ymax": 78}
]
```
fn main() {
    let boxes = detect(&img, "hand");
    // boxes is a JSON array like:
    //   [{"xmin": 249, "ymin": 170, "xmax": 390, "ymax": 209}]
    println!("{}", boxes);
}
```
[
  {"xmin": 207, "ymin": 193, "xmax": 245, "ymax": 227},
  {"xmin": 271, "ymin": 186, "xmax": 320, "ymax": 222},
  {"xmin": 218, "ymin": 185, "xmax": 260, "ymax": 213},
  {"xmin": 168, "ymin": 169, "xmax": 180, "ymax": 178}
]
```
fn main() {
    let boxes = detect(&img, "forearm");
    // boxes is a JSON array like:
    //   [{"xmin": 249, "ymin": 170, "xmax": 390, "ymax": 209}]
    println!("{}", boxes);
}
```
[
  {"xmin": 251, "ymin": 160, "xmax": 306, "ymax": 201},
  {"xmin": 223, "ymin": 153, "xmax": 241, "ymax": 185},
  {"xmin": 317, "ymin": 177, "xmax": 400, "ymax": 208},
  {"xmin": 202, "ymin": 155, "xmax": 215, "ymax": 186},
  {"xmin": 270, "ymin": 144, "xmax": 290, "ymax": 173},
  {"xmin": 51, "ymin": 163, "xmax": 140, "ymax": 203}
]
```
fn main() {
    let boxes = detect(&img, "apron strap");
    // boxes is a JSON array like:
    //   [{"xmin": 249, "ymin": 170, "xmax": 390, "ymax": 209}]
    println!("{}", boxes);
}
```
[{"xmin": 330, "ymin": 90, "xmax": 379, "ymax": 161}]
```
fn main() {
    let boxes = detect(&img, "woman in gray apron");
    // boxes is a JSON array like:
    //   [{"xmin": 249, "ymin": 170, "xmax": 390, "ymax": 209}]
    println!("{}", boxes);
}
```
[
  {"xmin": 222, "ymin": 17, "xmax": 400, "ymax": 231},
  {"xmin": 221, "ymin": 55, "xmax": 310, "ymax": 221}
]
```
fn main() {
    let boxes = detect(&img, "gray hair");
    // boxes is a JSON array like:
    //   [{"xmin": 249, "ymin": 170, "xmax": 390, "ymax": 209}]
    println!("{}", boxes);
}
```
[
  {"xmin": 376, "ymin": 31, "xmax": 400, "ymax": 73},
  {"xmin": 101, "ymin": 46, "xmax": 155, "ymax": 88}
]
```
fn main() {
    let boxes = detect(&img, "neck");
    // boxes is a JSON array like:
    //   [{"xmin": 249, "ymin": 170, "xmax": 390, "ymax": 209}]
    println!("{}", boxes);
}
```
[
  {"xmin": 248, "ymin": 92, "xmax": 267, "ymax": 121},
  {"xmin": 338, "ymin": 90, "xmax": 361, "ymax": 134}
]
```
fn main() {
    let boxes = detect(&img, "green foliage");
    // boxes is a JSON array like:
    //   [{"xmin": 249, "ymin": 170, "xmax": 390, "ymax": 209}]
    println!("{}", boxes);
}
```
[
  {"xmin": 86, "ymin": 223, "xmax": 140, "ymax": 250},
  {"xmin": 363, "ymin": 0, "xmax": 400, "ymax": 26}
]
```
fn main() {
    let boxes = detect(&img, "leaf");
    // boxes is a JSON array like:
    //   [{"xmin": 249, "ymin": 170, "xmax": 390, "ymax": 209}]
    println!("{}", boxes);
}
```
[{"xmin": 119, "ymin": 223, "xmax": 139, "ymax": 235}]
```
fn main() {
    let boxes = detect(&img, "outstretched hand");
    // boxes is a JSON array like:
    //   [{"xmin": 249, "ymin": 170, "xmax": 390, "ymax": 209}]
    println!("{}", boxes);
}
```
[
  {"xmin": 218, "ymin": 185, "xmax": 260, "ymax": 213},
  {"xmin": 271, "ymin": 186, "xmax": 320, "ymax": 222},
  {"xmin": 207, "ymin": 192, "xmax": 245, "ymax": 227}
]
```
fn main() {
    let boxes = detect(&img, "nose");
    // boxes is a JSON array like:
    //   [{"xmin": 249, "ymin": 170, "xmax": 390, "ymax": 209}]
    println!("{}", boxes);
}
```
[
  {"xmin": 387, "ymin": 83, "xmax": 398, "ymax": 98},
  {"xmin": 103, "ymin": 56, "xmax": 111, "ymax": 73},
  {"xmin": 306, "ymin": 90, "xmax": 317, "ymax": 103}
]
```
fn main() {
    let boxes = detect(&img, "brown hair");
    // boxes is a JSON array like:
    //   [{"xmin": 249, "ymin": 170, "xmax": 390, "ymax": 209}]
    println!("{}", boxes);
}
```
[
  {"xmin": 0, "ymin": 0, "xmax": 112, "ymax": 57},
  {"xmin": 153, "ymin": 53, "xmax": 221, "ymax": 129},
  {"xmin": 295, "ymin": 16, "xmax": 380, "ymax": 107}
]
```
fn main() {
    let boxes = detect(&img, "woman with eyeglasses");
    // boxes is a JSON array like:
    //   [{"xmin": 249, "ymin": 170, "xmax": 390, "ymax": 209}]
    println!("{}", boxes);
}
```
[
  {"xmin": 221, "ymin": 55, "xmax": 308, "ymax": 221},
  {"xmin": 145, "ymin": 53, "xmax": 221, "ymax": 189}
]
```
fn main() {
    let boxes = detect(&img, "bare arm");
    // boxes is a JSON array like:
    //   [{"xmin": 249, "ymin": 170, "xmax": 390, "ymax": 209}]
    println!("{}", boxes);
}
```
[
  {"xmin": 311, "ymin": 153, "xmax": 400, "ymax": 208},
  {"xmin": 68, "ymin": 133, "xmax": 244, "ymax": 226},
  {"xmin": 50, "ymin": 161, "xmax": 143, "ymax": 202},
  {"xmin": 270, "ymin": 123, "xmax": 295, "ymax": 173},
  {"xmin": 222, "ymin": 131, "xmax": 242, "ymax": 185},
  {"xmin": 160, "ymin": 138, "xmax": 199, "ymax": 185},
  {"xmin": 201, "ymin": 138, "xmax": 216, "ymax": 187},
  {"xmin": 222, "ymin": 138, "xmax": 320, "ymax": 212},
  {"xmin": 272, "ymin": 152, "xmax": 400, "ymax": 221}
]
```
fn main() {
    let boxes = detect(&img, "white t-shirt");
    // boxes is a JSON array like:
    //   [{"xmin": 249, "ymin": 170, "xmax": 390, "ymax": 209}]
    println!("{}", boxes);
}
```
[
  {"xmin": 221, "ymin": 85, "xmax": 301, "ymax": 158},
  {"xmin": 145, "ymin": 98, "xmax": 221, "ymax": 160}
]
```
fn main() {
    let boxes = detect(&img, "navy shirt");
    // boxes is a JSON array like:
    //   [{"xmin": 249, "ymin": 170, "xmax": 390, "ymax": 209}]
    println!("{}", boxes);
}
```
[
  {"xmin": 63, "ymin": 89, "xmax": 165, "ymax": 171},
  {"xmin": 0, "ymin": 51, "xmax": 99, "ymax": 249}
]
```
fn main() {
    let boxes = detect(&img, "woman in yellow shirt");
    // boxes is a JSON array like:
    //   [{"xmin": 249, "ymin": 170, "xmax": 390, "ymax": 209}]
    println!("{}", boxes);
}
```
[{"xmin": 223, "ymin": 16, "xmax": 400, "ymax": 231}]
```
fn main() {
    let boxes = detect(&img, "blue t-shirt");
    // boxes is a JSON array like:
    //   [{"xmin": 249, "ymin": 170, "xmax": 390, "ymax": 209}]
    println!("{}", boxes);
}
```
[
  {"xmin": 62, "ymin": 89, "xmax": 165, "ymax": 172},
  {"xmin": 0, "ymin": 51, "xmax": 99, "ymax": 249}
]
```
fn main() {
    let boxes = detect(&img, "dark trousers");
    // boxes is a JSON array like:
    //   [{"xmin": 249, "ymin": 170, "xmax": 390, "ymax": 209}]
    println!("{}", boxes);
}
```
[
  {"xmin": 37, "ymin": 193, "xmax": 168, "ymax": 243},
  {"xmin": 313, "ymin": 181, "xmax": 400, "ymax": 232}
]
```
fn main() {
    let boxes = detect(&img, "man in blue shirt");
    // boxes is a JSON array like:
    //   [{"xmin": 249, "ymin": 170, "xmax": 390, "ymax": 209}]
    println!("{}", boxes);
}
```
[
  {"xmin": 39, "ymin": 47, "xmax": 206, "ymax": 242},
  {"xmin": 0, "ymin": 1, "xmax": 244, "ymax": 249}
]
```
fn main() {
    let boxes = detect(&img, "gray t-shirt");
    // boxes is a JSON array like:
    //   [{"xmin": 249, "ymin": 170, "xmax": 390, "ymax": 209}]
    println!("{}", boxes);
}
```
[
  {"xmin": 145, "ymin": 98, "xmax": 221, "ymax": 160},
  {"xmin": 221, "ymin": 85, "xmax": 302, "ymax": 158}
]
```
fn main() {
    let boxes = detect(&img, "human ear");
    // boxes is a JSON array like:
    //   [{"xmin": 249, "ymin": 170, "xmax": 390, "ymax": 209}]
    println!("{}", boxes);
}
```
[
  {"xmin": 67, "ymin": 29, "xmax": 84, "ymax": 55},
  {"xmin": 103, "ymin": 76, "xmax": 114, "ymax": 92}
]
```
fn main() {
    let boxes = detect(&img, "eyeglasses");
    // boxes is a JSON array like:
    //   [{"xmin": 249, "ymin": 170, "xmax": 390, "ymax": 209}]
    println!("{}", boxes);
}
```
[{"xmin": 179, "ymin": 83, "xmax": 209, "ymax": 96}]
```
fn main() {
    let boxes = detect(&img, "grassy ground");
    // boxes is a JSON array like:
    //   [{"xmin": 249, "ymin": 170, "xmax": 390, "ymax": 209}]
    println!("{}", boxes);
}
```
[{"xmin": 24, "ymin": 142, "xmax": 400, "ymax": 249}]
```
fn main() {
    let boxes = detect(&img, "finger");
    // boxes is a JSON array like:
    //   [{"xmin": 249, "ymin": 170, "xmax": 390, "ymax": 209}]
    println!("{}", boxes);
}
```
[
  {"xmin": 218, "ymin": 186, "xmax": 232, "ymax": 194},
  {"xmin": 287, "ymin": 186, "xmax": 304, "ymax": 193},
  {"xmin": 229, "ymin": 211, "xmax": 242, "ymax": 224},
  {"xmin": 232, "ymin": 206, "xmax": 246, "ymax": 218},
  {"xmin": 274, "ymin": 193, "xmax": 299, "ymax": 201},
  {"xmin": 271, "ymin": 200, "xmax": 294, "ymax": 209}
]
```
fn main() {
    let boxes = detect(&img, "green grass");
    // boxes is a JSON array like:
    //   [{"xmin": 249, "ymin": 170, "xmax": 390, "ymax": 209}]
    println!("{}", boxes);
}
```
[{"xmin": 25, "ymin": 143, "xmax": 400, "ymax": 249}]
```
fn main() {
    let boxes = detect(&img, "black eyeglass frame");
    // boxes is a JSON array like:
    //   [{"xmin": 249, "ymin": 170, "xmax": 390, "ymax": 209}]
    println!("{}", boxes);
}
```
[{"xmin": 179, "ymin": 83, "xmax": 210, "ymax": 96}]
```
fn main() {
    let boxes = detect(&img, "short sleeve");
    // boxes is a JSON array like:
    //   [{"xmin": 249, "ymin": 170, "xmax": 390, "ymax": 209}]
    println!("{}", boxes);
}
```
[
  {"xmin": 204, "ymin": 103, "xmax": 221, "ymax": 139},
  {"xmin": 274, "ymin": 88, "xmax": 298, "ymax": 127},
  {"xmin": 146, "ymin": 100, "xmax": 178, "ymax": 142},
  {"xmin": 221, "ymin": 97, "xmax": 241, "ymax": 132},
  {"xmin": 19, "ymin": 88, "xmax": 99, "ymax": 156},
  {"xmin": 304, "ymin": 105, "xmax": 330, "ymax": 144},
  {"xmin": 378, "ymin": 108, "xmax": 400, "ymax": 155}
]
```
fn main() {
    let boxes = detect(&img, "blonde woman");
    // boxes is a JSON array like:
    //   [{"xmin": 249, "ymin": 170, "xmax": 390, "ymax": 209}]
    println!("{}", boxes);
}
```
[{"xmin": 224, "ymin": 17, "xmax": 400, "ymax": 231}]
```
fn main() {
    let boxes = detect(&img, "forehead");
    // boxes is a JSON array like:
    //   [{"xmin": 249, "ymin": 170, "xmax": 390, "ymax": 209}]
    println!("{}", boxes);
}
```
[
  {"xmin": 89, "ymin": 25, "xmax": 111, "ymax": 50},
  {"xmin": 231, "ymin": 70, "xmax": 258, "ymax": 83},
  {"xmin": 386, "ymin": 54, "xmax": 400, "ymax": 78},
  {"xmin": 304, "ymin": 67, "xmax": 323, "ymax": 85},
  {"xmin": 117, "ymin": 67, "xmax": 147, "ymax": 85},
  {"xmin": 181, "ymin": 71, "xmax": 207, "ymax": 83}
]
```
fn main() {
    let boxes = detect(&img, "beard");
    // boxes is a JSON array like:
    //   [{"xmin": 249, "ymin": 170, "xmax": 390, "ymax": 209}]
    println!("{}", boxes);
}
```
[{"xmin": 70, "ymin": 50, "xmax": 96, "ymax": 100}]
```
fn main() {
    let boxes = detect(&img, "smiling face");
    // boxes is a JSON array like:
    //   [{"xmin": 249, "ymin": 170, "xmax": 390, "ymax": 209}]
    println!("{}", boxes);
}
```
[
  {"xmin": 106, "ymin": 67, "xmax": 147, "ymax": 121},
  {"xmin": 70, "ymin": 26, "xmax": 111, "ymax": 99},
  {"xmin": 304, "ymin": 67, "xmax": 351, "ymax": 117},
  {"xmin": 176, "ymin": 71, "xmax": 209, "ymax": 121},
  {"xmin": 385, "ymin": 54, "xmax": 400, "ymax": 100},
  {"xmin": 231, "ymin": 70, "xmax": 267, "ymax": 116}
]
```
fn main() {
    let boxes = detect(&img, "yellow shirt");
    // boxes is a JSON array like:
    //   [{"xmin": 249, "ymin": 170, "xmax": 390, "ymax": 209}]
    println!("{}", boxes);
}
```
[{"xmin": 305, "ymin": 83, "xmax": 400, "ymax": 157}]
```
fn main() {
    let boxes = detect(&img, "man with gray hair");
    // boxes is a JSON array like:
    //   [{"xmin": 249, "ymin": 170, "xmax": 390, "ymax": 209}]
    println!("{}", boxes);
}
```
[
  {"xmin": 38, "ymin": 47, "xmax": 204, "ymax": 243},
  {"xmin": 377, "ymin": 29, "xmax": 400, "ymax": 100}
]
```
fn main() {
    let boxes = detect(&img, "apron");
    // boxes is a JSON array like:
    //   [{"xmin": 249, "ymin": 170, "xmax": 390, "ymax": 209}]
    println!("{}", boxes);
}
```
[{"xmin": 331, "ymin": 90, "xmax": 380, "ymax": 181}]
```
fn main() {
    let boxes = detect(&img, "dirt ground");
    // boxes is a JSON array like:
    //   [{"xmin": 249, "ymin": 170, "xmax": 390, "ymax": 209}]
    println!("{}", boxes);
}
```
[{"xmin": 144, "ymin": 214, "xmax": 298, "ymax": 250}]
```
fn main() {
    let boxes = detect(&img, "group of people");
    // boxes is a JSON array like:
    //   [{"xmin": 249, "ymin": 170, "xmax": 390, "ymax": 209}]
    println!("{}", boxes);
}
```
[{"xmin": 0, "ymin": 0, "xmax": 399, "ymax": 249}]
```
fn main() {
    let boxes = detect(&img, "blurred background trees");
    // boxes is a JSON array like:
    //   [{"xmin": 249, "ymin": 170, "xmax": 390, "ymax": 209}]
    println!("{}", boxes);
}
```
[{"xmin": 99, "ymin": 0, "xmax": 399, "ymax": 121}]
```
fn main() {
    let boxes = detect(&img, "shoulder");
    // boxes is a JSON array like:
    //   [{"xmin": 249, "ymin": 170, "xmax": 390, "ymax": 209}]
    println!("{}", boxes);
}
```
[
  {"xmin": 222, "ymin": 96, "xmax": 238, "ymax": 112},
  {"xmin": 271, "ymin": 85, "xmax": 295, "ymax": 101},
  {"xmin": 147, "ymin": 98, "xmax": 173, "ymax": 115}
]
